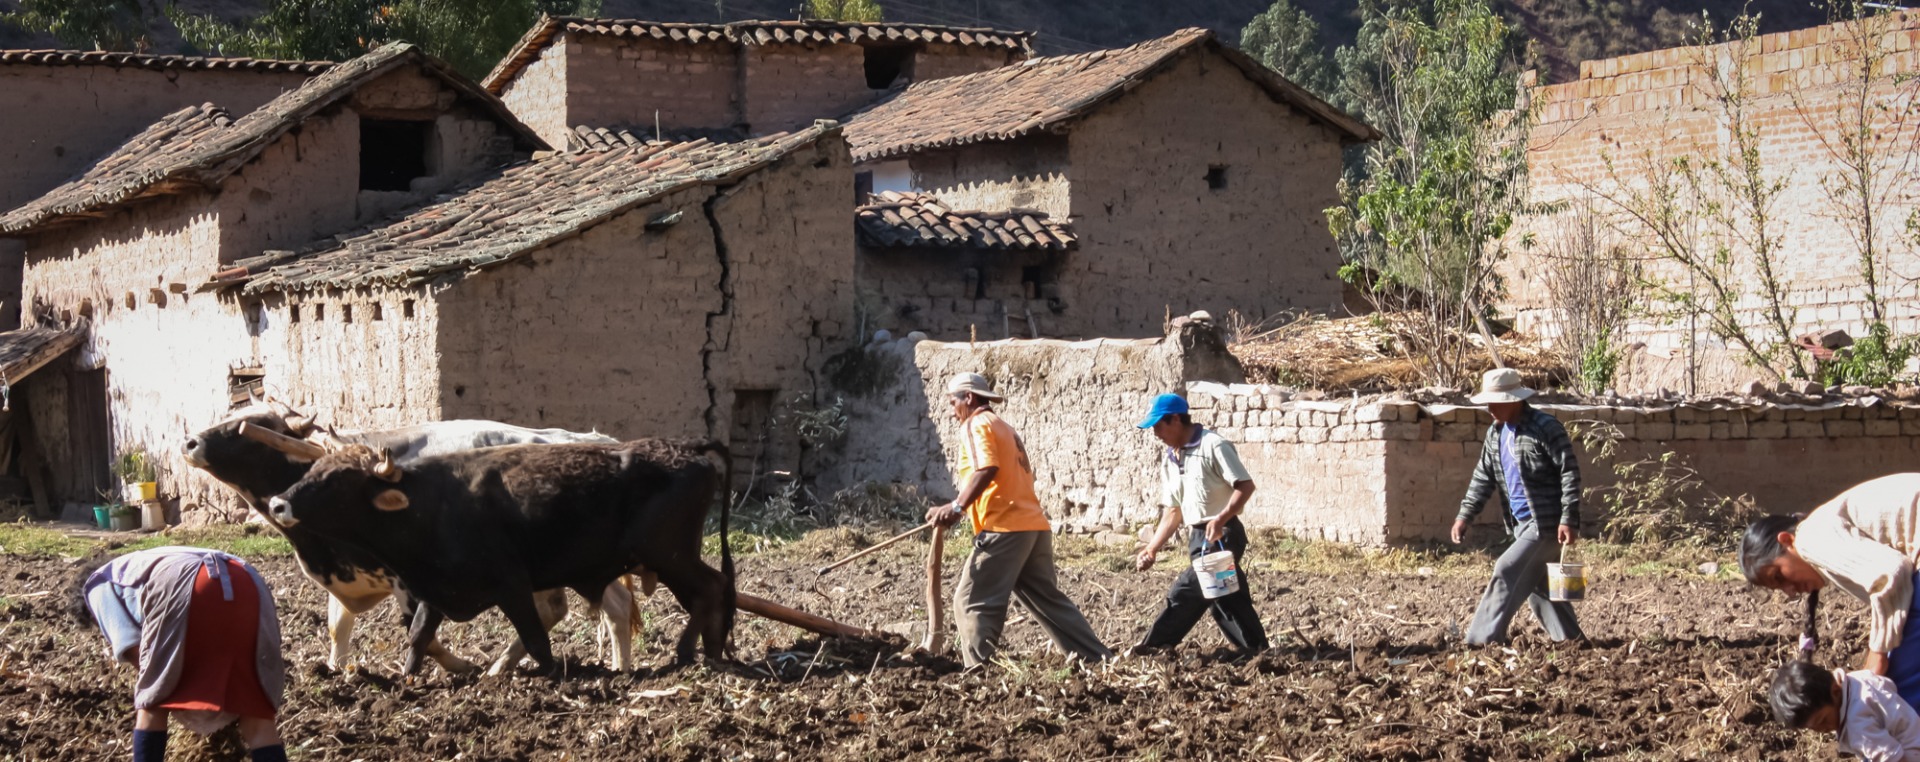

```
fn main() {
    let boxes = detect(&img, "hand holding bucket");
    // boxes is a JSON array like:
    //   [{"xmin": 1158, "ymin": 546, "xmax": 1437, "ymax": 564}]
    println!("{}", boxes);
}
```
[
  {"xmin": 1547, "ymin": 541, "xmax": 1587, "ymax": 602},
  {"xmin": 1194, "ymin": 540, "xmax": 1241, "ymax": 599}
]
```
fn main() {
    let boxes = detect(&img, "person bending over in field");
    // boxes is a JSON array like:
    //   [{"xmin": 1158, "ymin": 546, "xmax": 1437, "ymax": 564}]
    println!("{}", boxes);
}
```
[
  {"xmin": 1742, "ymin": 474, "xmax": 1920, "ymax": 706},
  {"xmin": 1772, "ymin": 644, "xmax": 1920, "ymax": 760},
  {"xmin": 67, "ymin": 546, "xmax": 290, "ymax": 762}
]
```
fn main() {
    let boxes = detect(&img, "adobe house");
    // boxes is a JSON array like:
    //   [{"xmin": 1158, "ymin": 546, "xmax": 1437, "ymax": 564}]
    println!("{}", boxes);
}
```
[
  {"xmin": 482, "ymin": 17, "xmax": 1032, "ymax": 146},
  {"xmin": 854, "ymin": 191, "xmax": 1075, "ymax": 338},
  {"xmin": 217, "ymin": 122, "xmax": 854, "ymax": 495},
  {"xmin": 843, "ymin": 28, "xmax": 1378, "ymax": 340},
  {"xmin": 0, "ymin": 43, "xmax": 544, "ymax": 513},
  {"xmin": 0, "ymin": 50, "xmax": 329, "ymax": 330}
]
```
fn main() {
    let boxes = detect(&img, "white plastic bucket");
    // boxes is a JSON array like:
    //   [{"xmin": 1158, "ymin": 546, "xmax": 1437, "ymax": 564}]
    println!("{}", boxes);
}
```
[
  {"xmin": 140, "ymin": 501, "xmax": 166, "ymax": 531},
  {"xmin": 1194, "ymin": 548, "xmax": 1241, "ymax": 599},
  {"xmin": 1547, "ymin": 544, "xmax": 1586, "ymax": 602}
]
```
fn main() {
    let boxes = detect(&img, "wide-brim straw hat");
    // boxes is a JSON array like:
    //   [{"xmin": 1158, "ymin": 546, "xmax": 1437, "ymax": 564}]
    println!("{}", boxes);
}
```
[{"xmin": 1470, "ymin": 368, "xmax": 1535, "ymax": 404}]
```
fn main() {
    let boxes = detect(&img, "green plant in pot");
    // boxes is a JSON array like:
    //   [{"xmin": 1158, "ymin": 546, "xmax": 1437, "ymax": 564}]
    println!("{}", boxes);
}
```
[{"xmin": 114, "ymin": 449, "xmax": 158, "ymax": 503}]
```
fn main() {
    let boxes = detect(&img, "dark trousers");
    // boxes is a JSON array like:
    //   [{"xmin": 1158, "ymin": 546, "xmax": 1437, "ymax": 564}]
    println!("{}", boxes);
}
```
[{"xmin": 1140, "ymin": 517, "xmax": 1269, "ymax": 653}]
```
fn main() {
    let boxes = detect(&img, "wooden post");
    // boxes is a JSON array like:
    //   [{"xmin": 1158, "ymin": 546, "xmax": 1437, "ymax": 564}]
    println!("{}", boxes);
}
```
[{"xmin": 922, "ymin": 523, "xmax": 948, "ymax": 654}]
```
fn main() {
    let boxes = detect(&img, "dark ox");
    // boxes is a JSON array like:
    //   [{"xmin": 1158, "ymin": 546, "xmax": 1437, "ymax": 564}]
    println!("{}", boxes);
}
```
[
  {"xmin": 267, "ymin": 439, "xmax": 734, "ymax": 674},
  {"xmin": 182, "ymin": 404, "xmax": 644, "ymax": 673}
]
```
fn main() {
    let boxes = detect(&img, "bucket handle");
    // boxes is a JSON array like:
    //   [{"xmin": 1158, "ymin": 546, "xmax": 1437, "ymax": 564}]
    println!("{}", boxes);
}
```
[{"xmin": 1559, "ymin": 541, "xmax": 1581, "ymax": 566}]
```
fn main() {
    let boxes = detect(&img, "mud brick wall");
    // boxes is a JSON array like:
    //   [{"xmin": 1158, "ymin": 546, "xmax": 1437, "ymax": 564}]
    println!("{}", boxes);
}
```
[
  {"xmin": 495, "ymin": 42, "xmax": 572, "ymax": 148},
  {"xmin": 1510, "ymin": 12, "xmax": 1920, "ymax": 391},
  {"xmin": 555, "ymin": 35, "xmax": 740, "ymax": 141},
  {"xmin": 910, "ymin": 43, "xmax": 1022, "ymax": 82},
  {"xmin": 855, "ymin": 245, "xmax": 1055, "ymax": 340},
  {"xmin": 21, "ymin": 194, "xmax": 252, "ymax": 514},
  {"xmin": 828, "ymin": 321, "xmax": 1245, "ymax": 531},
  {"xmin": 907, "ymin": 135, "xmax": 1071, "ymax": 219},
  {"xmin": 1060, "ymin": 50, "xmax": 1347, "ymax": 338},
  {"xmin": 0, "ymin": 63, "xmax": 314, "ymax": 331}
]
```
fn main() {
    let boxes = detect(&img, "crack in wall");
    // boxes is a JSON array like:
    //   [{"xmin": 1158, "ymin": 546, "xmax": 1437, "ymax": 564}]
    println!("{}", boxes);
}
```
[{"xmin": 700, "ymin": 187, "xmax": 735, "ymax": 440}]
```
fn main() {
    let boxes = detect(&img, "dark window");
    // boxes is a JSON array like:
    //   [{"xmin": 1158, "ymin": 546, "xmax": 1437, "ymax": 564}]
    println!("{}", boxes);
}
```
[
  {"xmin": 360, "ymin": 119, "xmax": 432, "ymax": 192},
  {"xmin": 312, "ymin": 303, "xmax": 325, "ymax": 322},
  {"xmin": 289, "ymin": 303, "xmax": 300, "ymax": 323},
  {"xmin": 1206, "ymin": 165, "xmax": 1229, "ymax": 191},
  {"xmin": 244, "ymin": 301, "xmax": 267, "ymax": 336},
  {"xmin": 864, "ymin": 46, "xmax": 915, "ymax": 89},
  {"xmin": 372, "ymin": 303, "xmax": 385, "ymax": 321},
  {"xmin": 854, "ymin": 171, "xmax": 874, "ymax": 204},
  {"xmin": 341, "ymin": 304, "xmax": 353, "ymax": 323},
  {"xmin": 402, "ymin": 299, "xmax": 416, "ymax": 319}
]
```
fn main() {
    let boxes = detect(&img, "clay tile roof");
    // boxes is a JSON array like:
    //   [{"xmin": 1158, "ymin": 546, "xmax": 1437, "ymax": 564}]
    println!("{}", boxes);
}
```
[
  {"xmin": 0, "ymin": 49, "xmax": 334, "ymax": 74},
  {"xmin": 0, "ymin": 325, "xmax": 86, "ymax": 384},
  {"xmin": 566, "ymin": 125, "xmax": 747, "ymax": 151},
  {"xmin": 229, "ymin": 123, "xmax": 839, "ymax": 293},
  {"xmin": 855, "ymin": 191, "xmax": 1075, "ymax": 252},
  {"xmin": 483, "ymin": 15, "xmax": 1034, "ymax": 92},
  {"xmin": 843, "ymin": 28, "xmax": 1377, "ymax": 162},
  {"xmin": 1, "ymin": 43, "xmax": 546, "ymax": 235}
]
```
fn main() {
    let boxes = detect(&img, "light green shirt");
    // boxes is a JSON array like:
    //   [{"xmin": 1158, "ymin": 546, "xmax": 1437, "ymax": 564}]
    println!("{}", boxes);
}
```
[{"xmin": 1160, "ymin": 428, "xmax": 1252, "ymax": 526}]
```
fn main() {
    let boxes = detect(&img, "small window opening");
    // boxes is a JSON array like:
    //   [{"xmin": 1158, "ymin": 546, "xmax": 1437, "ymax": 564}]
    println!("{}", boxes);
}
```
[
  {"xmin": 402, "ymin": 299, "xmax": 416, "ymax": 319},
  {"xmin": 864, "ymin": 46, "xmax": 915, "ymax": 89},
  {"xmin": 244, "ymin": 301, "xmax": 267, "ymax": 336},
  {"xmin": 313, "ymin": 303, "xmax": 325, "ymax": 322},
  {"xmin": 854, "ymin": 171, "xmax": 874, "ymax": 204},
  {"xmin": 341, "ymin": 304, "xmax": 353, "ymax": 323},
  {"xmin": 360, "ymin": 119, "xmax": 433, "ymax": 192},
  {"xmin": 372, "ymin": 303, "xmax": 385, "ymax": 321},
  {"xmin": 1205, "ymin": 165, "xmax": 1229, "ymax": 191},
  {"xmin": 289, "ymin": 303, "xmax": 301, "ymax": 323},
  {"xmin": 227, "ymin": 366, "xmax": 266, "ymax": 408}
]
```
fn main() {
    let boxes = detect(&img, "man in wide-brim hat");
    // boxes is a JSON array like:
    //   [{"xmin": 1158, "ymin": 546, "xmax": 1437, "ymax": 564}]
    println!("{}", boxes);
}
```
[
  {"xmin": 1451, "ymin": 368, "xmax": 1585, "ymax": 646},
  {"xmin": 927, "ymin": 373, "xmax": 1113, "ymax": 667}
]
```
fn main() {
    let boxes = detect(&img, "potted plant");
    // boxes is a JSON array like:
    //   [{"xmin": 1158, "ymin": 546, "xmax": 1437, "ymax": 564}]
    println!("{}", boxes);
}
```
[
  {"xmin": 115, "ymin": 449, "xmax": 158, "ymax": 503},
  {"xmin": 109, "ymin": 503, "xmax": 141, "ymax": 532}
]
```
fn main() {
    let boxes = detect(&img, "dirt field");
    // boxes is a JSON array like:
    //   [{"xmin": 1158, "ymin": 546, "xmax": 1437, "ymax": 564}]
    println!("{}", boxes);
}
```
[{"xmin": 0, "ymin": 528, "xmax": 1847, "ymax": 761}]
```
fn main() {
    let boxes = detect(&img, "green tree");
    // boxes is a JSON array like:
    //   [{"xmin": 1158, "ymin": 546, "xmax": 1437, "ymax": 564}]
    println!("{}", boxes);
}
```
[
  {"xmin": 805, "ymin": 0, "xmax": 884, "ymax": 22},
  {"xmin": 3, "ymin": 0, "xmax": 163, "ymax": 51},
  {"xmin": 1240, "ymin": 0, "xmax": 1337, "ymax": 102},
  {"xmin": 1326, "ymin": 0, "xmax": 1531, "ymax": 386},
  {"xmin": 167, "ymin": 0, "xmax": 599, "ymax": 78}
]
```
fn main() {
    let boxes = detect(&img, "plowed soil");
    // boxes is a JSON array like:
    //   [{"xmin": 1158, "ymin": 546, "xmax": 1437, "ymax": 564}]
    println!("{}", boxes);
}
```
[{"xmin": 0, "ymin": 533, "xmax": 1846, "ymax": 760}]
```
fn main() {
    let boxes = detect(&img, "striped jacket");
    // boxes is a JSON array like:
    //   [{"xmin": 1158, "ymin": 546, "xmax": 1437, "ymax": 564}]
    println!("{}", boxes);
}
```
[{"xmin": 1456, "ymin": 406, "xmax": 1582, "ymax": 531}]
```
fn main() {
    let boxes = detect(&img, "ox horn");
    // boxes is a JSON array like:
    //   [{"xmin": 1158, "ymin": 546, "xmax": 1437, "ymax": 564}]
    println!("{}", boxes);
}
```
[
  {"xmin": 238, "ymin": 422, "xmax": 329, "ymax": 461},
  {"xmin": 309, "ymin": 426, "xmax": 347, "ymax": 452},
  {"xmin": 372, "ymin": 448, "xmax": 403, "ymax": 483}
]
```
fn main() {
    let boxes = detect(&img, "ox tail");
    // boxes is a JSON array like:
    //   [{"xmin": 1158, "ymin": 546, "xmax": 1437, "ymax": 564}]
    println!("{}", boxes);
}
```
[{"xmin": 699, "ymin": 440, "xmax": 736, "ymax": 655}]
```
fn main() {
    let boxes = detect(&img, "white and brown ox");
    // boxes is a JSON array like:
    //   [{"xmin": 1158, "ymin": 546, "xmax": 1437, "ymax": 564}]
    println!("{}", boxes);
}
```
[{"xmin": 182, "ymin": 402, "xmax": 651, "ymax": 674}]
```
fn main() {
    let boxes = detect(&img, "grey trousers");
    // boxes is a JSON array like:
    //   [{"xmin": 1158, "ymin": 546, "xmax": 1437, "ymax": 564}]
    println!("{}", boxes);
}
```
[
  {"xmin": 954, "ymin": 530, "xmax": 1114, "ymax": 667},
  {"xmin": 1466, "ymin": 521, "xmax": 1584, "ymax": 645}
]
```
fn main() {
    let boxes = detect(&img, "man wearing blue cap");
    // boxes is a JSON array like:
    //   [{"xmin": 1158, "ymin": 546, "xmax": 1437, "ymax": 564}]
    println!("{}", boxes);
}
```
[{"xmin": 1132, "ymin": 393, "xmax": 1269, "ymax": 655}]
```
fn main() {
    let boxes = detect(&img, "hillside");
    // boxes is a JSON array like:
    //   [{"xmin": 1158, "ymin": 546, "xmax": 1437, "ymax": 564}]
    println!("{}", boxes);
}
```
[{"xmin": 0, "ymin": 0, "xmax": 1840, "ymax": 82}]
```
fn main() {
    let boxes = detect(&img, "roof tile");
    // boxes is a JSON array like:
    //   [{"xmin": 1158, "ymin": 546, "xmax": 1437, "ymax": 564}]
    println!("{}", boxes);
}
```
[
  {"xmin": 231, "ymin": 124, "xmax": 837, "ymax": 293},
  {"xmin": 842, "ymin": 28, "xmax": 1376, "ymax": 162},
  {"xmin": 855, "ymin": 191, "xmax": 1074, "ymax": 252},
  {"xmin": 0, "ymin": 49, "xmax": 332, "ymax": 74}
]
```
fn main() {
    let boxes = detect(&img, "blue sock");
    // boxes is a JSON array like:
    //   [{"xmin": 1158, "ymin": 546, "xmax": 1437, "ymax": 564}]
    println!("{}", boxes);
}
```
[
  {"xmin": 249, "ymin": 744, "xmax": 288, "ymax": 762},
  {"xmin": 132, "ymin": 728, "xmax": 167, "ymax": 762}
]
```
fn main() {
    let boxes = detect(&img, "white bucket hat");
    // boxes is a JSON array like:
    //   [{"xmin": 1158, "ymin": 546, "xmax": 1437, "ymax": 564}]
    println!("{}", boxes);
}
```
[
  {"xmin": 945, "ymin": 372, "xmax": 1005, "ymax": 401},
  {"xmin": 1470, "ymin": 368, "xmax": 1535, "ymax": 404}
]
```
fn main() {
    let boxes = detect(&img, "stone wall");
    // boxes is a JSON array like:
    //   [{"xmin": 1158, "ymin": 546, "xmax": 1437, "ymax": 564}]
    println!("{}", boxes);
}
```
[
  {"xmin": 827, "ymin": 319, "xmax": 1245, "ymax": 529},
  {"xmin": 831, "ymin": 323, "xmax": 1920, "ymax": 545},
  {"xmin": 1512, "ymin": 12, "xmax": 1920, "ymax": 390},
  {"xmin": 907, "ymin": 135, "xmax": 1071, "ymax": 219},
  {"xmin": 1062, "ymin": 48, "xmax": 1348, "ymax": 338}
]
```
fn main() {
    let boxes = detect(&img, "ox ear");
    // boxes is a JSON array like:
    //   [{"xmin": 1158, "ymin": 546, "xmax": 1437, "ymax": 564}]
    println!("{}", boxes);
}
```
[
  {"xmin": 372, "ymin": 448, "xmax": 403, "ymax": 483},
  {"xmin": 372, "ymin": 489, "xmax": 410, "ymax": 512}
]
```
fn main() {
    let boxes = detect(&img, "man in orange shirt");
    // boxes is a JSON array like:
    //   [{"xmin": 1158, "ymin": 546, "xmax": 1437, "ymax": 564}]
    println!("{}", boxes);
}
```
[{"xmin": 927, "ymin": 373, "xmax": 1113, "ymax": 668}]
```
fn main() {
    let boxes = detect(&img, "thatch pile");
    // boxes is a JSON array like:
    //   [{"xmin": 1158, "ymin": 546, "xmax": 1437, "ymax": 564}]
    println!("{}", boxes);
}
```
[{"xmin": 1229, "ymin": 313, "xmax": 1570, "ymax": 393}]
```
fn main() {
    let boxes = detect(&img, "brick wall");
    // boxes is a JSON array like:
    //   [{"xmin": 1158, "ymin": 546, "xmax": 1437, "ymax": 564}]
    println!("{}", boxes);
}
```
[
  {"xmin": 560, "ymin": 34, "xmax": 741, "ymax": 138},
  {"xmin": 743, "ymin": 44, "xmax": 878, "ymax": 133},
  {"xmin": 256, "ymin": 289, "xmax": 446, "ymax": 433},
  {"xmin": 908, "ymin": 135, "xmax": 1071, "ymax": 219},
  {"xmin": 495, "ymin": 42, "xmax": 570, "ymax": 148},
  {"xmin": 21, "ymin": 194, "xmax": 250, "ymax": 513},
  {"xmin": 0, "ymin": 64, "xmax": 312, "ymax": 330},
  {"xmin": 1062, "ymin": 49, "xmax": 1348, "ymax": 338},
  {"xmin": 1513, "ymin": 12, "xmax": 1920, "ymax": 389},
  {"xmin": 855, "ymin": 244, "xmax": 1055, "ymax": 340},
  {"xmin": 912, "ymin": 43, "xmax": 1022, "ymax": 82}
]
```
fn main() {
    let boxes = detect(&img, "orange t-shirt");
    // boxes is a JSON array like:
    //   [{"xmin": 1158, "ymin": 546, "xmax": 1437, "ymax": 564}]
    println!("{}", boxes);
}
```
[{"xmin": 958, "ymin": 411, "xmax": 1051, "ymax": 533}]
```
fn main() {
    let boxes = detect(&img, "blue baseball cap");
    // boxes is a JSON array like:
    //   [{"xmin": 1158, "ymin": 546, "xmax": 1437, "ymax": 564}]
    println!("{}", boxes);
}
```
[{"xmin": 1136, "ymin": 393, "xmax": 1189, "ymax": 428}]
